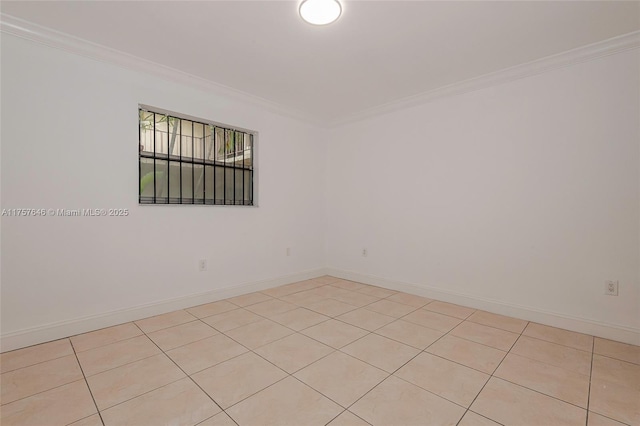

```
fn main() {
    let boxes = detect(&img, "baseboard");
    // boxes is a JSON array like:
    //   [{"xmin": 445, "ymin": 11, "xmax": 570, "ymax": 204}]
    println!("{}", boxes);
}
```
[
  {"xmin": 3, "ymin": 266, "xmax": 637, "ymax": 351},
  {"xmin": 0, "ymin": 268, "xmax": 328, "ymax": 352},
  {"xmin": 327, "ymin": 267, "xmax": 640, "ymax": 346}
]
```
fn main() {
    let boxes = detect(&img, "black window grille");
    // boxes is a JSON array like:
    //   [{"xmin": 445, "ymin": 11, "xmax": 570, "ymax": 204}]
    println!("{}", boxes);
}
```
[{"xmin": 139, "ymin": 108, "xmax": 254, "ymax": 205}]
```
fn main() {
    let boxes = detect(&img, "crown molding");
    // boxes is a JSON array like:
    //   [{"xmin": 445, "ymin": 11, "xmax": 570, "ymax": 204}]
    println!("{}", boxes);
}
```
[
  {"xmin": 1, "ymin": 13, "xmax": 637, "ymax": 129},
  {"xmin": 329, "ymin": 30, "xmax": 640, "ymax": 127},
  {"xmin": 0, "ymin": 14, "xmax": 324, "ymax": 127}
]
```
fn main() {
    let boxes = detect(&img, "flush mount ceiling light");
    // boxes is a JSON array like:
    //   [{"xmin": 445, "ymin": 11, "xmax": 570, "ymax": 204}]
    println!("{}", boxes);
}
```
[{"xmin": 299, "ymin": 0, "xmax": 342, "ymax": 25}]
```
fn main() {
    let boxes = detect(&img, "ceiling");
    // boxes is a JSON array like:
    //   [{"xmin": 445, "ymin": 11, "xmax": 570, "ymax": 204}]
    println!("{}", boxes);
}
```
[{"xmin": 2, "ymin": 1, "xmax": 639, "ymax": 124}]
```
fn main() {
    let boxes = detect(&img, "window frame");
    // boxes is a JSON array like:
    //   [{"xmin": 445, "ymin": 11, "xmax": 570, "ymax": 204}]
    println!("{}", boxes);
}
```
[{"xmin": 138, "ymin": 105, "xmax": 256, "ymax": 207}]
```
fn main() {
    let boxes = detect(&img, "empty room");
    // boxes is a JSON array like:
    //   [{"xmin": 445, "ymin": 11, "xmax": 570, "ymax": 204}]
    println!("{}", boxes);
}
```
[{"xmin": 0, "ymin": 1, "xmax": 638, "ymax": 425}]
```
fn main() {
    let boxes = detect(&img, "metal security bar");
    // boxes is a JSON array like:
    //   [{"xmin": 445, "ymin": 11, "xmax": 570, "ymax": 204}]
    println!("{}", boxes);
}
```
[{"xmin": 139, "ymin": 108, "xmax": 254, "ymax": 205}]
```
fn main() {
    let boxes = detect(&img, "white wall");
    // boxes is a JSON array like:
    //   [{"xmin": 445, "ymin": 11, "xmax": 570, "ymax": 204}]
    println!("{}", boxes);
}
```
[
  {"xmin": 0, "ymin": 34, "xmax": 327, "ymax": 344},
  {"xmin": 2, "ymin": 33, "xmax": 638, "ymax": 349},
  {"xmin": 326, "ymin": 50, "xmax": 639, "ymax": 338}
]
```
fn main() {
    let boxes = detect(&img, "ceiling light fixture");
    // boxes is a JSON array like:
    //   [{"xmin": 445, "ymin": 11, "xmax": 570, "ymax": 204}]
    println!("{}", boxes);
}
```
[{"xmin": 299, "ymin": 0, "xmax": 342, "ymax": 25}]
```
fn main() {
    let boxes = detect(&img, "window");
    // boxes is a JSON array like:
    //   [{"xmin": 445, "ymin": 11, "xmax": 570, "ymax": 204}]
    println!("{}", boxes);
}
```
[{"xmin": 139, "ymin": 108, "xmax": 254, "ymax": 205}]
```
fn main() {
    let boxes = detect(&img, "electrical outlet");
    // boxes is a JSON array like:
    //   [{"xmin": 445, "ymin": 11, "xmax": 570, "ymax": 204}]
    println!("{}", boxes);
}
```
[
  {"xmin": 198, "ymin": 259, "xmax": 207, "ymax": 272},
  {"xmin": 604, "ymin": 280, "xmax": 618, "ymax": 296},
  {"xmin": 362, "ymin": 248, "xmax": 367, "ymax": 257},
  {"xmin": 286, "ymin": 247, "xmax": 291, "ymax": 256}
]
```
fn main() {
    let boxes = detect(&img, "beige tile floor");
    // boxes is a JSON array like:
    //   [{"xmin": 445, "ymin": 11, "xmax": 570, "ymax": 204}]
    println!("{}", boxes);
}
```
[{"xmin": 1, "ymin": 276, "xmax": 639, "ymax": 426}]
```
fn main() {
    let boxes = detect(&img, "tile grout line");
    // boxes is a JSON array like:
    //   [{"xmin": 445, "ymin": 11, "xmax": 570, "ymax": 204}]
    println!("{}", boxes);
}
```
[
  {"xmin": 202, "ymin": 311, "xmax": 264, "ymax": 331},
  {"xmin": 589, "ymin": 351, "xmax": 640, "ymax": 366},
  {"xmin": 461, "ymin": 312, "xmax": 530, "ymax": 334},
  {"xmin": 0, "ymin": 277, "xmax": 585, "ymax": 353},
  {"xmin": 1, "ymin": 358, "xmax": 115, "ymax": 410},
  {"xmin": 0, "ymin": 378, "xmax": 88, "ymax": 410},
  {"xmin": 324, "ymin": 312, "xmax": 402, "ymax": 333},
  {"xmin": 261, "ymin": 281, "xmax": 335, "ymax": 299},
  {"xmin": 292, "ymin": 371, "xmax": 384, "ymax": 414},
  {"xmin": 80, "ymin": 352, "xmax": 161, "ymax": 381},
  {"xmin": 464, "ymin": 333, "xmax": 601, "ymax": 414},
  {"xmin": 418, "ymin": 350, "xmax": 499, "ymax": 377},
  {"xmin": 460, "ymin": 320, "xmax": 600, "ymax": 421},
  {"xmin": 266, "ymin": 290, "xmax": 399, "ymax": 344},
  {"xmin": 150, "ymin": 318, "xmax": 222, "ymax": 350},
  {"xmin": 183, "ymin": 298, "xmax": 356, "ymax": 383},
  {"xmin": 301, "ymin": 301, "xmax": 362, "ymax": 318},
  {"xmin": 78, "ymin": 318, "xmax": 259, "ymax": 379},
  {"xmin": 340, "ymin": 410, "xmax": 373, "ymax": 426},
  {"xmin": 137, "ymin": 296, "xmax": 604, "ymax": 379},
  {"xmin": 76, "ymin": 326, "xmax": 199, "ymax": 414},
  {"xmin": 485, "ymin": 375, "xmax": 592, "ymax": 411},
  {"xmin": 95, "ymin": 376, "xmax": 188, "ymax": 415},
  {"xmin": 477, "ymin": 325, "xmax": 598, "ymax": 412},
  {"xmin": 327, "ymin": 288, "xmax": 418, "ymax": 319},
  {"xmin": 222, "ymin": 374, "xmax": 292, "ymax": 420},
  {"xmin": 339, "ymin": 320, "xmax": 466, "ymax": 418},
  {"xmin": 0, "ymin": 336, "xmax": 71, "ymax": 356},
  {"xmin": 193, "ymin": 413, "xmax": 234, "ymax": 426},
  {"xmin": 78, "ymin": 327, "xmax": 219, "ymax": 422},
  {"xmin": 506, "ymin": 337, "xmax": 595, "ymax": 372},
  {"xmin": 236, "ymin": 290, "xmax": 340, "ymax": 326},
  {"xmin": 181, "ymin": 318, "xmax": 303, "ymax": 424},
  {"xmin": 453, "ymin": 317, "xmax": 530, "ymax": 426},
  {"xmin": 452, "ymin": 333, "xmax": 512, "ymax": 350},
  {"xmin": 8, "ymin": 278, "xmax": 635, "ymax": 425},
  {"xmin": 0, "ymin": 351, "xmax": 73, "ymax": 375},
  {"xmin": 69, "ymin": 339, "xmax": 106, "ymax": 426},
  {"xmin": 290, "ymin": 292, "xmax": 420, "ymax": 367},
  {"xmin": 276, "ymin": 279, "xmax": 383, "ymax": 302},
  {"xmin": 193, "ymin": 410, "xmax": 240, "ymax": 426},
  {"xmin": 322, "ymin": 409, "xmax": 347, "ymax": 426},
  {"xmin": 585, "ymin": 337, "xmax": 595, "ymax": 426},
  {"xmin": 129, "ymin": 322, "xmax": 229, "ymax": 425},
  {"xmin": 330, "ymin": 307, "xmax": 438, "ymax": 370},
  {"xmin": 252, "ymin": 339, "xmax": 338, "ymax": 376},
  {"xmin": 187, "ymin": 306, "xmax": 326, "ymax": 345},
  {"xmin": 81, "ymin": 319, "xmax": 232, "ymax": 414},
  {"xmin": 428, "ymin": 328, "xmax": 512, "ymax": 353},
  {"xmin": 517, "ymin": 334, "xmax": 594, "ymax": 354},
  {"xmin": 390, "ymin": 321, "xmax": 488, "ymax": 411},
  {"xmin": 244, "ymin": 286, "xmax": 574, "ymax": 423},
  {"xmin": 67, "ymin": 413, "xmax": 104, "ymax": 426},
  {"xmin": 205, "ymin": 287, "xmax": 396, "ymax": 420},
  {"xmin": 205, "ymin": 307, "xmax": 301, "ymax": 336},
  {"xmin": 73, "ymin": 332, "xmax": 147, "ymax": 354},
  {"xmin": 231, "ymin": 320, "xmax": 376, "ymax": 414},
  {"xmin": 182, "ymin": 347, "xmax": 252, "ymax": 376},
  {"xmin": 135, "ymin": 299, "xmax": 368, "ymax": 362},
  {"xmin": 462, "ymin": 410, "xmax": 507, "ymax": 426},
  {"xmin": 266, "ymin": 309, "xmax": 333, "ymax": 331},
  {"xmin": 140, "ymin": 318, "xmax": 203, "ymax": 336}
]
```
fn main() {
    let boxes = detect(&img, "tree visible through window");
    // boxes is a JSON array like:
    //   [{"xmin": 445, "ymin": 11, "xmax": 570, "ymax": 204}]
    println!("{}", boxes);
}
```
[{"xmin": 139, "ymin": 108, "xmax": 254, "ymax": 205}]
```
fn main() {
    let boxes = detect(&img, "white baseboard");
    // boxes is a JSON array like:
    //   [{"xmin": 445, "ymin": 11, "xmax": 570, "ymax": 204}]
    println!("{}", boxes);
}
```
[
  {"xmin": 327, "ymin": 268, "xmax": 640, "ymax": 346},
  {"xmin": 1, "ymin": 268, "xmax": 328, "ymax": 352},
  {"xmin": 3, "ymin": 266, "xmax": 637, "ymax": 351}
]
